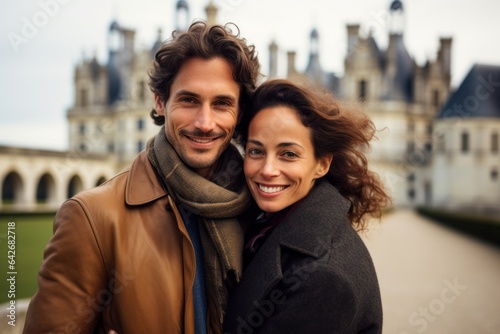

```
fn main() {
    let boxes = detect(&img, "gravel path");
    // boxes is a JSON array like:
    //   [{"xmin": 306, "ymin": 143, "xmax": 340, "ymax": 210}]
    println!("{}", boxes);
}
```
[{"xmin": 362, "ymin": 209, "xmax": 500, "ymax": 334}]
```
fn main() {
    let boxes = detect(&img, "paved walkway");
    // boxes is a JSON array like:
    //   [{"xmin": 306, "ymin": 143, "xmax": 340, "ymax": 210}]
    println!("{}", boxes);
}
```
[{"xmin": 362, "ymin": 209, "xmax": 500, "ymax": 334}]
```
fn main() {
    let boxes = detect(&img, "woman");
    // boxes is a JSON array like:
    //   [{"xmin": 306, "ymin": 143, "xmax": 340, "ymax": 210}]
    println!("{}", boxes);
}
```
[{"xmin": 223, "ymin": 80, "xmax": 390, "ymax": 333}]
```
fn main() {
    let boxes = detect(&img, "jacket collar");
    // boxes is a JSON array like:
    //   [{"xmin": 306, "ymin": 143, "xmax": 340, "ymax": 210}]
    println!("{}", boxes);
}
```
[{"xmin": 125, "ymin": 150, "xmax": 168, "ymax": 205}]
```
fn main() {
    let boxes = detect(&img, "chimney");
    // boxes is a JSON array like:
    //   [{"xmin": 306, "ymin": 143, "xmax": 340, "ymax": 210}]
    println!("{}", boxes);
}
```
[
  {"xmin": 346, "ymin": 24, "xmax": 360, "ymax": 56},
  {"xmin": 287, "ymin": 51, "xmax": 297, "ymax": 77},
  {"xmin": 268, "ymin": 40, "xmax": 278, "ymax": 78},
  {"xmin": 205, "ymin": 1, "xmax": 218, "ymax": 25},
  {"xmin": 438, "ymin": 37, "xmax": 452, "ymax": 78}
]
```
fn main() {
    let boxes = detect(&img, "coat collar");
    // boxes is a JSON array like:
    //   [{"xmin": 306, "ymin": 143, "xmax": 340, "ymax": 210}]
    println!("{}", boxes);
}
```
[
  {"xmin": 125, "ymin": 150, "xmax": 168, "ymax": 205},
  {"xmin": 237, "ymin": 181, "xmax": 351, "ymax": 307}
]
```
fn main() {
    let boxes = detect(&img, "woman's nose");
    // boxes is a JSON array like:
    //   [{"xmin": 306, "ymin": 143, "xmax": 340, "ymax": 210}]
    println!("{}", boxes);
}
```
[{"xmin": 260, "ymin": 157, "xmax": 280, "ymax": 177}]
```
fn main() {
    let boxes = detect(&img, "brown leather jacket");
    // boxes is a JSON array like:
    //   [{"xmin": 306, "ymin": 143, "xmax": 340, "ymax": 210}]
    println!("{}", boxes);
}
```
[{"xmin": 23, "ymin": 151, "xmax": 200, "ymax": 333}]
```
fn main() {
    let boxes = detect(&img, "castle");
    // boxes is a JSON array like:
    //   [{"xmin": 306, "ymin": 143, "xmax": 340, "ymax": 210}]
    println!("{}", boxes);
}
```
[{"xmin": 1, "ymin": 0, "xmax": 499, "ymax": 214}]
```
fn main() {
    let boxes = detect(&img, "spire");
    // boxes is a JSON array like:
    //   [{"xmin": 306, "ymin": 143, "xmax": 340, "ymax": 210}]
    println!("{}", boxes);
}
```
[
  {"xmin": 108, "ymin": 20, "xmax": 121, "ymax": 52},
  {"xmin": 175, "ymin": 0, "xmax": 190, "ymax": 32},
  {"xmin": 151, "ymin": 28, "xmax": 163, "ymax": 58},
  {"xmin": 389, "ymin": 0, "xmax": 405, "ymax": 35},
  {"xmin": 304, "ymin": 27, "xmax": 325, "ymax": 87},
  {"xmin": 309, "ymin": 28, "xmax": 319, "ymax": 56}
]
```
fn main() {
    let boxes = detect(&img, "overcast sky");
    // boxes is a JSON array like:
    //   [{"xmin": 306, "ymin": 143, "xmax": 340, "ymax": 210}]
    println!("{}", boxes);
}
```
[{"xmin": 1, "ymin": 0, "xmax": 499, "ymax": 150}]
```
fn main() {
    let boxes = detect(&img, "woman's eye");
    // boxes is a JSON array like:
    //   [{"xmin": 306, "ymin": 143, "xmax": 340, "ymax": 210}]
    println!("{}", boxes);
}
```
[{"xmin": 246, "ymin": 148, "xmax": 262, "ymax": 156}]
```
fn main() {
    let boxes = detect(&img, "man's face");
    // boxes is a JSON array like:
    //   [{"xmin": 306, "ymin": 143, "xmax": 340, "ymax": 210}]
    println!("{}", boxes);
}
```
[{"xmin": 155, "ymin": 57, "xmax": 240, "ymax": 178}]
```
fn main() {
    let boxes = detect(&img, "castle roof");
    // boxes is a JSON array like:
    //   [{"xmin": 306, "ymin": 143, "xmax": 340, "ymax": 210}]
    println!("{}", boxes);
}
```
[{"xmin": 437, "ymin": 64, "xmax": 500, "ymax": 119}]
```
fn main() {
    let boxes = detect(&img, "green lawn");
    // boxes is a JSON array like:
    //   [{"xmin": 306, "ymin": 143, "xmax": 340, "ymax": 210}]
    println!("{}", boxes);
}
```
[{"xmin": 0, "ymin": 213, "xmax": 54, "ymax": 304}]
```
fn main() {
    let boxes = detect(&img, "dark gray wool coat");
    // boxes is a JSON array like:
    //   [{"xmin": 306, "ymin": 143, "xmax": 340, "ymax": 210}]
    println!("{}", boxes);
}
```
[{"xmin": 223, "ymin": 180, "xmax": 383, "ymax": 334}]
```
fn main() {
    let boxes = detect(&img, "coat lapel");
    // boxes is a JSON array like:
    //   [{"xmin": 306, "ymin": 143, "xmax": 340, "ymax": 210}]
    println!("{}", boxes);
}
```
[{"xmin": 229, "ymin": 181, "xmax": 351, "ymax": 319}]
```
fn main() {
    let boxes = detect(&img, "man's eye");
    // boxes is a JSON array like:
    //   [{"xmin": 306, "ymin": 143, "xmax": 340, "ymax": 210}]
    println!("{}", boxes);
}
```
[
  {"xmin": 283, "ymin": 151, "xmax": 298, "ymax": 158},
  {"xmin": 215, "ymin": 100, "xmax": 231, "ymax": 106},
  {"xmin": 180, "ymin": 97, "xmax": 196, "ymax": 103}
]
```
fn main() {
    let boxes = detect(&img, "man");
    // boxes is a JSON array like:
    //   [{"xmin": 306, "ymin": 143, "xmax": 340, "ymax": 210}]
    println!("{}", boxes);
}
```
[{"xmin": 23, "ymin": 21, "xmax": 260, "ymax": 334}]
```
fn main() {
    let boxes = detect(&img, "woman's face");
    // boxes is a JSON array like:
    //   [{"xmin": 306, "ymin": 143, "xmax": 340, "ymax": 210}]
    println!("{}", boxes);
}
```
[{"xmin": 244, "ymin": 106, "xmax": 331, "ymax": 213}]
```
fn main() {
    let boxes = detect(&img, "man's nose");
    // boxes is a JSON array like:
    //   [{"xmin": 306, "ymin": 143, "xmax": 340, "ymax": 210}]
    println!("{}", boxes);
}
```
[{"xmin": 194, "ymin": 103, "xmax": 216, "ymax": 132}]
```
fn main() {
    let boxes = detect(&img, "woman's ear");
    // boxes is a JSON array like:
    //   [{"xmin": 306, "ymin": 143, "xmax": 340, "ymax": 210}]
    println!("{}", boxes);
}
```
[{"xmin": 315, "ymin": 154, "xmax": 333, "ymax": 178}]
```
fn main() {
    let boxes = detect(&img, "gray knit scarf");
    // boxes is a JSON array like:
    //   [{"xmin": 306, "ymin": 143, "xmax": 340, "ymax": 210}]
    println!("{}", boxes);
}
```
[{"xmin": 147, "ymin": 128, "xmax": 250, "ymax": 333}]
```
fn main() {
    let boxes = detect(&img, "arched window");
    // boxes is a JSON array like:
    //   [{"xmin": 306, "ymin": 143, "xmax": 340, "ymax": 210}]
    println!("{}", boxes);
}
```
[
  {"xmin": 95, "ymin": 176, "xmax": 107, "ymax": 187},
  {"xmin": 2, "ymin": 171, "xmax": 23, "ymax": 205},
  {"xmin": 67, "ymin": 175, "xmax": 84, "ymax": 198},
  {"xmin": 36, "ymin": 173, "xmax": 56, "ymax": 204}
]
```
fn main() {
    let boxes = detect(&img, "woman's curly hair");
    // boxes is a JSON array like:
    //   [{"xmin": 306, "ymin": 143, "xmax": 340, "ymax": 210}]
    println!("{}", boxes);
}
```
[{"xmin": 244, "ymin": 79, "xmax": 391, "ymax": 230}]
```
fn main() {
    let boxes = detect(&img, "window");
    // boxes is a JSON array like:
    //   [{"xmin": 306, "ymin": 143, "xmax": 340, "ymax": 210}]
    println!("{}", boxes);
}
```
[
  {"xmin": 407, "ymin": 141, "xmax": 415, "ymax": 154},
  {"xmin": 79, "ymin": 123, "xmax": 86, "ymax": 135},
  {"xmin": 432, "ymin": 89, "xmax": 440, "ymax": 107},
  {"xmin": 427, "ymin": 123, "xmax": 433, "ymax": 136},
  {"xmin": 492, "ymin": 133, "xmax": 499, "ymax": 153},
  {"xmin": 358, "ymin": 80, "xmax": 367, "ymax": 101},
  {"xmin": 138, "ymin": 80, "xmax": 146, "ymax": 102},
  {"xmin": 107, "ymin": 142, "xmax": 114, "ymax": 153},
  {"xmin": 80, "ymin": 88, "xmax": 88, "ymax": 107},
  {"xmin": 408, "ymin": 121, "xmax": 415, "ymax": 133},
  {"xmin": 424, "ymin": 143, "xmax": 432, "ymax": 153},
  {"xmin": 137, "ymin": 140, "xmax": 144, "ymax": 153},
  {"xmin": 408, "ymin": 189, "xmax": 416, "ymax": 200},
  {"xmin": 79, "ymin": 143, "xmax": 87, "ymax": 152},
  {"xmin": 137, "ymin": 118, "xmax": 145, "ymax": 131},
  {"xmin": 461, "ymin": 132, "xmax": 469, "ymax": 153},
  {"xmin": 436, "ymin": 132, "xmax": 445, "ymax": 152},
  {"xmin": 491, "ymin": 168, "xmax": 498, "ymax": 181}
]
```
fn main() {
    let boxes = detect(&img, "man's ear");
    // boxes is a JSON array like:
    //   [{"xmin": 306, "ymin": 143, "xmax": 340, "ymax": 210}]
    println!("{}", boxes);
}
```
[
  {"xmin": 315, "ymin": 154, "xmax": 333, "ymax": 178},
  {"xmin": 154, "ymin": 95, "xmax": 165, "ymax": 115}
]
